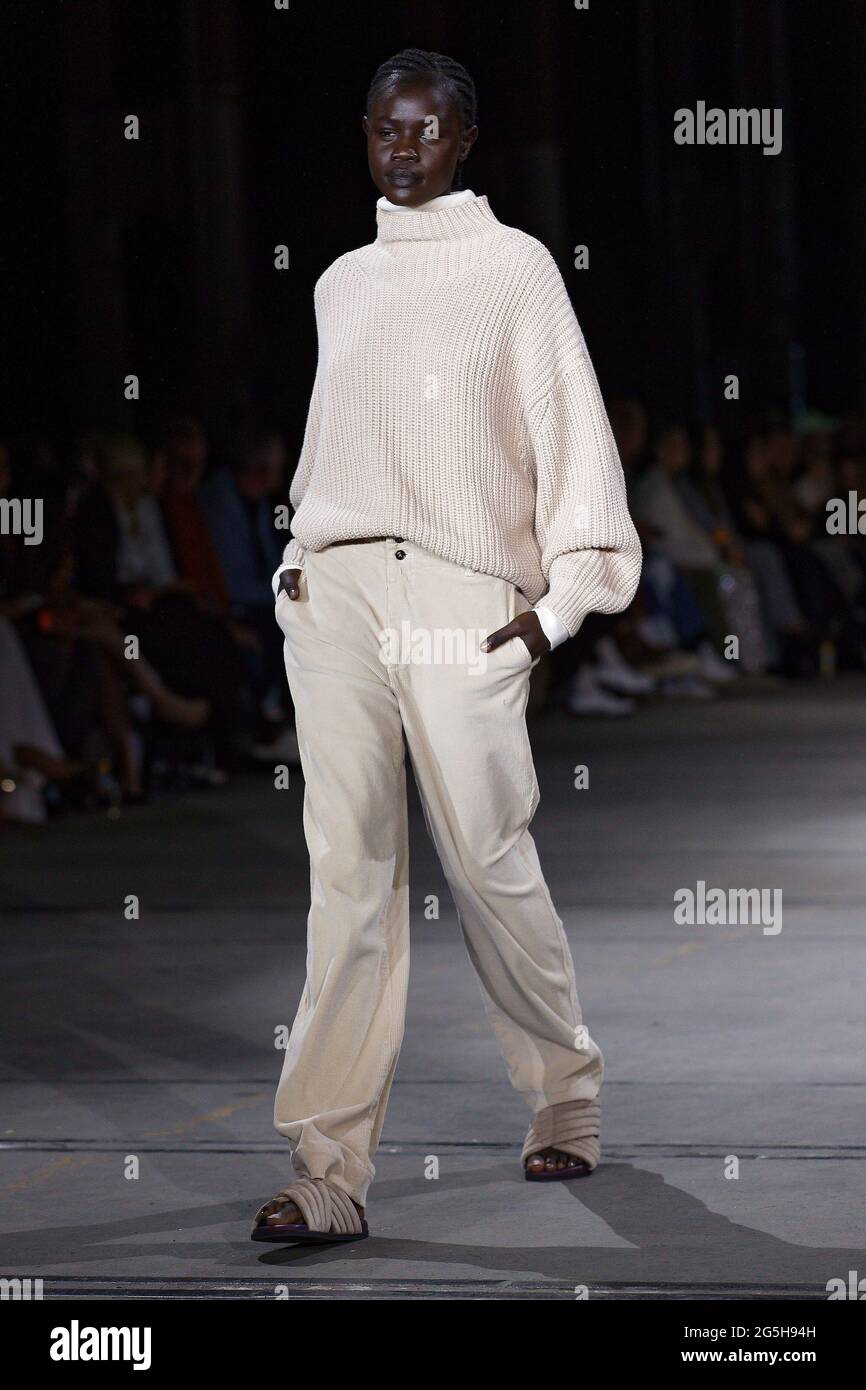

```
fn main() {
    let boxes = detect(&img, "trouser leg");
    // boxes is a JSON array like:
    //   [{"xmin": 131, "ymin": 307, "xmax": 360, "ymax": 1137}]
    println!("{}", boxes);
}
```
[
  {"xmin": 272, "ymin": 544, "xmax": 410, "ymax": 1205},
  {"xmin": 388, "ymin": 546, "xmax": 603, "ymax": 1132}
]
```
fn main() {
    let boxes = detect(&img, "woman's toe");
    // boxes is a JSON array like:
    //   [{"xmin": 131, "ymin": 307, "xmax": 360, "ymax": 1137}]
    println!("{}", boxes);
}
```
[{"xmin": 264, "ymin": 1200, "xmax": 299, "ymax": 1226}]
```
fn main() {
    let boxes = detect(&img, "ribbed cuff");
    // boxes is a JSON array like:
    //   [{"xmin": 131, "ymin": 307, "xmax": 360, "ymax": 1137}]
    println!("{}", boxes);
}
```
[{"xmin": 543, "ymin": 542, "xmax": 643, "ymax": 638}]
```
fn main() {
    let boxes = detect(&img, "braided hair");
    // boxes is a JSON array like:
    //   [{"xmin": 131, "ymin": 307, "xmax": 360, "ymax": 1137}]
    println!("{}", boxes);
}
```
[{"xmin": 365, "ymin": 48, "xmax": 477, "ymax": 190}]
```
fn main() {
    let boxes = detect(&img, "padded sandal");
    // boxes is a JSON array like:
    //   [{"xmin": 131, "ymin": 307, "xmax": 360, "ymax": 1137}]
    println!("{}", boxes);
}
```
[
  {"xmin": 251, "ymin": 1175, "xmax": 369, "ymax": 1244},
  {"xmin": 522, "ymin": 1099, "xmax": 601, "ymax": 1182}
]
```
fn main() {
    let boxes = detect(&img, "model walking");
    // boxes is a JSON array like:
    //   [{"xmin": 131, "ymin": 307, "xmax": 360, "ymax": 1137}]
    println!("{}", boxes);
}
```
[{"xmin": 252, "ymin": 48, "xmax": 641, "ymax": 1244}]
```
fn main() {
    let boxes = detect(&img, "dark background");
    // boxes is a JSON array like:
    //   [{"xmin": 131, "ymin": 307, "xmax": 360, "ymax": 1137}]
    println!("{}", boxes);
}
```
[{"xmin": 2, "ymin": 0, "xmax": 864, "ymax": 460}]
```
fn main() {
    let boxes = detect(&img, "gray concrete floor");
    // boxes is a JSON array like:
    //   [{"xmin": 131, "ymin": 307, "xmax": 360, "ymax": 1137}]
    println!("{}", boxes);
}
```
[{"xmin": 2, "ymin": 677, "xmax": 864, "ymax": 1299}]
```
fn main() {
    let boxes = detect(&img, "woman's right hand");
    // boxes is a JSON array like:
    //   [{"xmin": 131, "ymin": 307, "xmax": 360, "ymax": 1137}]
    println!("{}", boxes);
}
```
[{"xmin": 278, "ymin": 568, "xmax": 303, "ymax": 600}]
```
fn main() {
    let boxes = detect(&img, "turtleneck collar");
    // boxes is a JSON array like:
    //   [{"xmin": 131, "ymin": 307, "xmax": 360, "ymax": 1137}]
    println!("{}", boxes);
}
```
[
  {"xmin": 375, "ymin": 191, "xmax": 501, "ymax": 246},
  {"xmin": 376, "ymin": 187, "xmax": 477, "ymax": 215}
]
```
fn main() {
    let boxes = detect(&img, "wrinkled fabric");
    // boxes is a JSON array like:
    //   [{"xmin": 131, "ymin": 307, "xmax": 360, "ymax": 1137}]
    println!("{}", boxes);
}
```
[{"xmin": 272, "ymin": 537, "xmax": 604, "ymax": 1204}]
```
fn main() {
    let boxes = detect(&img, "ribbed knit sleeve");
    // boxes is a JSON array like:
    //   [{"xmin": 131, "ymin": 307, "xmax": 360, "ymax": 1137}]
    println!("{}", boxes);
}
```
[
  {"xmin": 279, "ymin": 286, "xmax": 331, "ymax": 571},
  {"xmin": 521, "ymin": 255, "xmax": 643, "ymax": 637}
]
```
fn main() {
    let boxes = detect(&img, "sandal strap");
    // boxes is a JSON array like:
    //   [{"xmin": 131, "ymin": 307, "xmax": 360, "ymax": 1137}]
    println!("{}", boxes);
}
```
[
  {"xmin": 269, "ymin": 1176, "xmax": 363, "ymax": 1235},
  {"xmin": 521, "ymin": 1098, "xmax": 601, "ymax": 1169}
]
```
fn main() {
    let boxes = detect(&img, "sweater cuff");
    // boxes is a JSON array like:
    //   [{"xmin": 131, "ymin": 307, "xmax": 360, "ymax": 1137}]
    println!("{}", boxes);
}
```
[
  {"xmin": 542, "ymin": 544, "xmax": 643, "ymax": 638},
  {"xmin": 532, "ymin": 604, "xmax": 570, "ymax": 650}
]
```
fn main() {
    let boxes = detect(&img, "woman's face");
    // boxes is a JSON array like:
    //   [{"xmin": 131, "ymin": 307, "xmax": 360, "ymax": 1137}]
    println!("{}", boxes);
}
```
[{"xmin": 363, "ymin": 79, "xmax": 477, "ymax": 207}]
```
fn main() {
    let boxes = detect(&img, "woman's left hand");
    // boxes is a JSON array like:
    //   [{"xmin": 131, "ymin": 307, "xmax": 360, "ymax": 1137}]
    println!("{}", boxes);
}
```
[{"xmin": 481, "ymin": 610, "xmax": 550, "ymax": 661}]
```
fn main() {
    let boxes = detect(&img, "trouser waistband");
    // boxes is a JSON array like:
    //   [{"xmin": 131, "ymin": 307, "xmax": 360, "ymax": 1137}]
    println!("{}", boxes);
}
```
[{"xmin": 324, "ymin": 535, "xmax": 403, "ymax": 545}]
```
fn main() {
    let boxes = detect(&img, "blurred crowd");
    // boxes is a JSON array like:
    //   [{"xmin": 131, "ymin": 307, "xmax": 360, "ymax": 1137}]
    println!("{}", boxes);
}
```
[
  {"xmin": 1, "ymin": 402, "xmax": 865, "ymax": 825},
  {"xmin": 1, "ymin": 418, "xmax": 297, "ymax": 824},
  {"xmin": 546, "ymin": 401, "xmax": 866, "ymax": 715}
]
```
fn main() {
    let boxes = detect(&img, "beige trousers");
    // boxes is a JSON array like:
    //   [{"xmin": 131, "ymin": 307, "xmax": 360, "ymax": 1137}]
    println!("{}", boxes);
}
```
[{"xmin": 273, "ymin": 537, "xmax": 603, "ymax": 1204}]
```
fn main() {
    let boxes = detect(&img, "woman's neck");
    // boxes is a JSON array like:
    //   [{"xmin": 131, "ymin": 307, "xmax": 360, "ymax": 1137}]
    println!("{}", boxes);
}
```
[{"xmin": 376, "ymin": 187, "xmax": 477, "ymax": 215}]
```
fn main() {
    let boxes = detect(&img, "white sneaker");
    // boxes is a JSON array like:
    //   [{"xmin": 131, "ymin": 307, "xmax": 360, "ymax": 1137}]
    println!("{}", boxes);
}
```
[
  {"xmin": 567, "ymin": 667, "xmax": 636, "ymax": 717},
  {"xmin": 698, "ymin": 640, "xmax": 737, "ymax": 683},
  {"xmin": 636, "ymin": 614, "xmax": 679, "ymax": 650},
  {"xmin": 595, "ymin": 636, "xmax": 657, "ymax": 695},
  {"xmin": 250, "ymin": 726, "xmax": 302, "ymax": 766}
]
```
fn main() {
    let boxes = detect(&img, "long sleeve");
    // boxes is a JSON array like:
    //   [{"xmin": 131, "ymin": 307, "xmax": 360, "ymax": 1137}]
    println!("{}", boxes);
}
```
[
  {"xmin": 520, "ymin": 254, "xmax": 642, "ymax": 638},
  {"xmin": 274, "ymin": 287, "xmax": 331, "ymax": 586},
  {"xmin": 528, "ymin": 359, "xmax": 642, "ymax": 636}
]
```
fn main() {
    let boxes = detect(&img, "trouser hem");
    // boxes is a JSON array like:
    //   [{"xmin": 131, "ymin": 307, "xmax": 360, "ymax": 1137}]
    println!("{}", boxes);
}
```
[{"xmin": 284, "ymin": 1144, "xmax": 374, "ymax": 1207}]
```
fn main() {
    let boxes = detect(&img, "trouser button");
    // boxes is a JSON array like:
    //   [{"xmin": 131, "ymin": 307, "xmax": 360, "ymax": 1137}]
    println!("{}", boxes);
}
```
[{"xmin": 395, "ymin": 549, "xmax": 406, "ymax": 559}]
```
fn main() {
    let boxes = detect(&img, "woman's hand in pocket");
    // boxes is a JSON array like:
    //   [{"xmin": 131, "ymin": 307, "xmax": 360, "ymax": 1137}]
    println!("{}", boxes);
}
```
[
  {"xmin": 278, "ymin": 568, "xmax": 304, "ymax": 601},
  {"xmin": 481, "ymin": 609, "xmax": 550, "ymax": 660}
]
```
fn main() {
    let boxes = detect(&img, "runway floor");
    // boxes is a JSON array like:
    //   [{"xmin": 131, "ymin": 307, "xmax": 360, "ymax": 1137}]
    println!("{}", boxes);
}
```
[{"xmin": 2, "ymin": 676, "xmax": 864, "ymax": 1300}]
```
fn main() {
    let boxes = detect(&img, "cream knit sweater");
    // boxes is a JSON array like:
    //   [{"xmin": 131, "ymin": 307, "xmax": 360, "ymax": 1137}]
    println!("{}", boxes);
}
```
[
  {"xmin": 272, "ymin": 191, "xmax": 571, "ymax": 647},
  {"xmin": 274, "ymin": 189, "xmax": 642, "ymax": 638}
]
